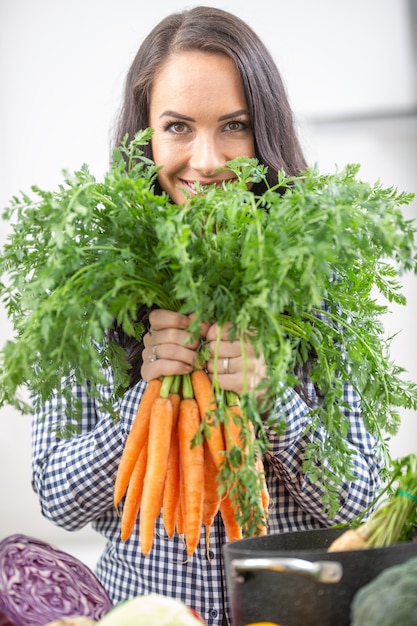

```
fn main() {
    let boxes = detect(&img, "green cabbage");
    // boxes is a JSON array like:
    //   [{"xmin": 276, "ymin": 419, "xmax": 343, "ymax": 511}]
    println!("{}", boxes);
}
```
[{"xmin": 98, "ymin": 594, "xmax": 204, "ymax": 625}]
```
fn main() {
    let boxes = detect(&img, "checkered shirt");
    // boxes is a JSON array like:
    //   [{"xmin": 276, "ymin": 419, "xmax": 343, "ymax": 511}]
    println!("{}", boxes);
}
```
[{"xmin": 32, "ymin": 370, "xmax": 381, "ymax": 626}]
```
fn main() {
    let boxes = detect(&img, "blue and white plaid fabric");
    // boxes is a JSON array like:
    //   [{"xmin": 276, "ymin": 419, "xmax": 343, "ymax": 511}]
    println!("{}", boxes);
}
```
[{"xmin": 32, "ymin": 369, "xmax": 381, "ymax": 625}]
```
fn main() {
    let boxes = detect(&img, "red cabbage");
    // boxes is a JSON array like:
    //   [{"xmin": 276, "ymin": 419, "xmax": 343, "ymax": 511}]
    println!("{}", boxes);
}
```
[
  {"xmin": 0, "ymin": 534, "xmax": 113, "ymax": 626},
  {"xmin": 0, "ymin": 610, "xmax": 14, "ymax": 626}
]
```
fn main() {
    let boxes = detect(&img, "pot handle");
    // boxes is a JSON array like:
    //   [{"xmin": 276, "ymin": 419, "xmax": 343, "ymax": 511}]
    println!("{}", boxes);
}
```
[{"xmin": 231, "ymin": 557, "xmax": 343, "ymax": 584}]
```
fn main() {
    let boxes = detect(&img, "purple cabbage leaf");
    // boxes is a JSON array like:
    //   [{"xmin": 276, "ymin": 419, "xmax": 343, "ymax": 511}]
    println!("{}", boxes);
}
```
[{"xmin": 0, "ymin": 534, "xmax": 113, "ymax": 626}]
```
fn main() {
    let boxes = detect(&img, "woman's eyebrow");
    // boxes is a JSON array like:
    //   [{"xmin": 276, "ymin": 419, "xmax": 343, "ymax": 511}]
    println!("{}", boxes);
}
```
[
  {"xmin": 159, "ymin": 110, "xmax": 194, "ymax": 121},
  {"xmin": 159, "ymin": 109, "xmax": 250, "ymax": 121},
  {"xmin": 218, "ymin": 109, "xmax": 250, "ymax": 121}
]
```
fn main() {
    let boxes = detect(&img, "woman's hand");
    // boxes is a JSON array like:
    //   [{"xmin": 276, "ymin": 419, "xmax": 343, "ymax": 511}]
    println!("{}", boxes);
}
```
[
  {"xmin": 141, "ymin": 309, "xmax": 207, "ymax": 380},
  {"xmin": 141, "ymin": 311, "xmax": 266, "ymax": 398},
  {"xmin": 204, "ymin": 322, "xmax": 267, "ymax": 397}
]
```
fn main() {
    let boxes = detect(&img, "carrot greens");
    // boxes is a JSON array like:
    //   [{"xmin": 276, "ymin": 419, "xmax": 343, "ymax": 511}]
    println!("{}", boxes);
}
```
[{"xmin": 1, "ymin": 128, "xmax": 417, "ymax": 523}]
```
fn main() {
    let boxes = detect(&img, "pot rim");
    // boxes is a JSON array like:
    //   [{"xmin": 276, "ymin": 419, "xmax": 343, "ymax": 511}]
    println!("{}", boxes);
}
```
[{"xmin": 223, "ymin": 527, "xmax": 417, "ymax": 558}]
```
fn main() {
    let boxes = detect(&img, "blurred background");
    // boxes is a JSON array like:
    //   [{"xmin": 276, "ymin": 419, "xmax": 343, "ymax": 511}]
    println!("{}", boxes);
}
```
[{"xmin": 1, "ymin": 0, "xmax": 416, "ymax": 569}]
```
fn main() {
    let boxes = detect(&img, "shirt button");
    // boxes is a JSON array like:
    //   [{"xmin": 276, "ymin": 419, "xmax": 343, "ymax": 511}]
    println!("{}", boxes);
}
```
[
  {"xmin": 208, "ymin": 550, "xmax": 215, "ymax": 560},
  {"xmin": 209, "ymin": 609, "xmax": 218, "ymax": 618}
]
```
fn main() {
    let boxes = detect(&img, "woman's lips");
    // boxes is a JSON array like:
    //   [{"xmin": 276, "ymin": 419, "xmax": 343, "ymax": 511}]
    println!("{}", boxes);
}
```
[{"xmin": 179, "ymin": 178, "xmax": 235, "ymax": 195}]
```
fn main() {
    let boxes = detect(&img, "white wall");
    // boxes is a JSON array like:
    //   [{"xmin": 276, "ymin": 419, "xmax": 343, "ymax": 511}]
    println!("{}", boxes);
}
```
[{"xmin": 1, "ymin": 0, "xmax": 416, "ymax": 567}]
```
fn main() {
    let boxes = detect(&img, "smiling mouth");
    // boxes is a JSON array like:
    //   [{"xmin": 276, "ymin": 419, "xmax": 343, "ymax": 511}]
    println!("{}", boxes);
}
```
[{"xmin": 179, "ymin": 178, "xmax": 235, "ymax": 194}]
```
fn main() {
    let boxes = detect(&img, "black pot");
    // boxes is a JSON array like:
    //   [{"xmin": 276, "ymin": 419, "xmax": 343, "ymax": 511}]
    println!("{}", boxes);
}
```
[{"xmin": 223, "ymin": 527, "xmax": 417, "ymax": 626}]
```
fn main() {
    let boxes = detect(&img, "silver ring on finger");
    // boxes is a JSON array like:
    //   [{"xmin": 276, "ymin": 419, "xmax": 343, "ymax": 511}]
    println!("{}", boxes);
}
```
[
  {"xmin": 148, "ymin": 345, "xmax": 158, "ymax": 363},
  {"xmin": 223, "ymin": 357, "xmax": 230, "ymax": 374}
]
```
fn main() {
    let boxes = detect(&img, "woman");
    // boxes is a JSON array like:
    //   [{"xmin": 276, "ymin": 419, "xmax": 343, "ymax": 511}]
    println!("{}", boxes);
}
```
[{"xmin": 31, "ymin": 7, "xmax": 381, "ymax": 625}]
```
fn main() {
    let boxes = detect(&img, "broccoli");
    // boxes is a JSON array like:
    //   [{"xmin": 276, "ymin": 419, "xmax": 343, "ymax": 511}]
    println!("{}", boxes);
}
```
[{"xmin": 350, "ymin": 555, "xmax": 417, "ymax": 625}]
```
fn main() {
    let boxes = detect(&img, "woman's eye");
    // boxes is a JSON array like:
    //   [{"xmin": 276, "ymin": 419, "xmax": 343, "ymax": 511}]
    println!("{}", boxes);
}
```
[
  {"xmin": 165, "ymin": 121, "xmax": 188, "ymax": 134},
  {"xmin": 225, "ymin": 121, "xmax": 248, "ymax": 132}
]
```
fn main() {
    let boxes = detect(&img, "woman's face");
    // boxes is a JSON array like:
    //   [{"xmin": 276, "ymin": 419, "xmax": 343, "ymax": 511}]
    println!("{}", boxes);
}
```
[{"xmin": 149, "ymin": 50, "xmax": 255, "ymax": 204}]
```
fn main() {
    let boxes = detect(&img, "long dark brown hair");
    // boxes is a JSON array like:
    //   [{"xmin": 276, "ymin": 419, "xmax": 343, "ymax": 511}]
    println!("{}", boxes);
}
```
[{"xmin": 110, "ymin": 6, "xmax": 309, "ymax": 387}]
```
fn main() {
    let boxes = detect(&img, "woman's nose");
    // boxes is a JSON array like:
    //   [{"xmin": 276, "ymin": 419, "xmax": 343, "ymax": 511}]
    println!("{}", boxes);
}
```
[{"xmin": 189, "ymin": 133, "xmax": 224, "ymax": 176}]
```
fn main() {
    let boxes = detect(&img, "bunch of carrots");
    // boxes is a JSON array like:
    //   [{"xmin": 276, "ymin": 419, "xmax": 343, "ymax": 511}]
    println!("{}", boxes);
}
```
[{"xmin": 114, "ymin": 369, "xmax": 269, "ymax": 558}]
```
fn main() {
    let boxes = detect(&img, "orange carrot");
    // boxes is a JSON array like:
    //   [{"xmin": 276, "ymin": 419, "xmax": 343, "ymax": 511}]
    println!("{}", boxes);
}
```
[
  {"xmin": 114, "ymin": 378, "xmax": 162, "ymax": 510},
  {"xmin": 245, "ymin": 417, "xmax": 269, "ymax": 523},
  {"xmin": 120, "ymin": 443, "xmax": 148, "ymax": 541},
  {"xmin": 255, "ymin": 455, "xmax": 269, "ymax": 536},
  {"xmin": 224, "ymin": 403, "xmax": 246, "ymax": 459},
  {"xmin": 246, "ymin": 416, "xmax": 269, "ymax": 533},
  {"xmin": 168, "ymin": 390, "xmax": 181, "ymax": 421},
  {"xmin": 220, "ymin": 492, "xmax": 243, "ymax": 542},
  {"xmin": 139, "ymin": 395, "xmax": 174, "ymax": 556},
  {"xmin": 202, "ymin": 440, "xmax": 222, "ymax": 553},
  {"xmin": 224, "ymin": 397, "xmax": 268, "ymax": 537},
  {"xmin": 191, "ymin": 369, "xmax": 225, "ymax": 470},
  {"xmin": 220, "ymin": 401, "xmax": 246, "ymax": 541},
  {"xmin": 179, "ymin": 398, "xmax": 204, "ymax": 557},
  {"xmin": 175, "ymin": 472, "xmax": 185, "ymax": 537},
  {"xmin": 179, "ymin": 375, "xmax": 205, "ymax": 558},
  {"xmin": 162, "ymin": 390, "xmax": 181, "ymax": 538},
  {"xmin": 257, "ymin": 456, "xmax": 269, "ymax": 515}
]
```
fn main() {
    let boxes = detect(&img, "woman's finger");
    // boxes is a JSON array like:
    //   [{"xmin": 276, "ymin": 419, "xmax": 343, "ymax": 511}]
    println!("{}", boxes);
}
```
[
  {"xmin": 149, "ymin": 308, "xmax": 191, "ymax": 331},
  {"xmin": 144, "ymin": 342, "xmax": 197, "ymax": 366},
  {"xmin": 141, "ymin": 343, "xmax": 196, "ymax": 381},
  {"xmin": 142, "ymin": 358, "xmax": 194, "ymax": 381},
  {"xmin": 204, "ymin": 337, "xmax": 267, "ymax": 396},
  {"xmin": 144, "ymin": 327, "xmax": 199, "ymax": 350},
  {"xmin": 205, "ymin": 321, "xmax": 234, "ymax": 342}
]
